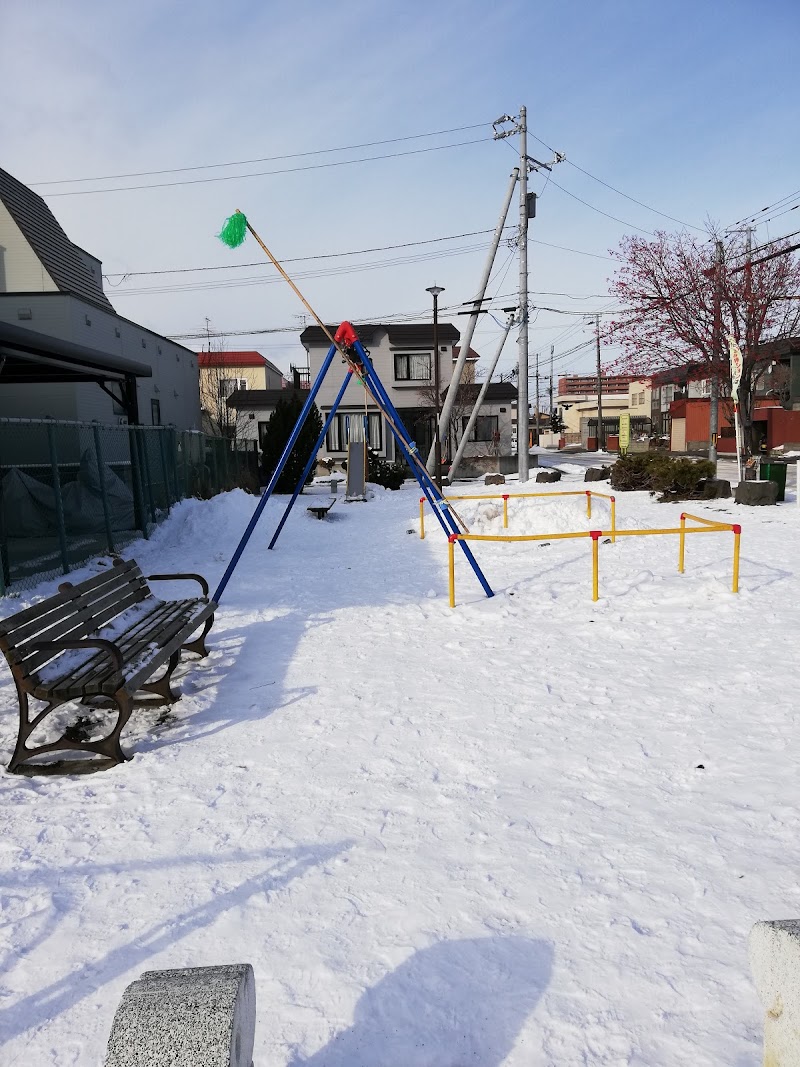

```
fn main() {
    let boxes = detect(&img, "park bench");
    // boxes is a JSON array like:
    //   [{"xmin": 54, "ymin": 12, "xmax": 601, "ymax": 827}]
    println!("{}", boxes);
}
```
[
  {"xmin": 0, "ymin": 557, "xmax": 216, "ymax": 774},
  {"xmin": 306, "ymin": 497, "xmax": 336, "ymax": 520}
]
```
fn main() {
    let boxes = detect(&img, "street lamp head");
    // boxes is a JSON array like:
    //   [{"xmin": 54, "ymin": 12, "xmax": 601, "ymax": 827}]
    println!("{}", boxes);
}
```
[{"xmin": 426, "ymin": 285, "xmax": 445, "ymax": 298}]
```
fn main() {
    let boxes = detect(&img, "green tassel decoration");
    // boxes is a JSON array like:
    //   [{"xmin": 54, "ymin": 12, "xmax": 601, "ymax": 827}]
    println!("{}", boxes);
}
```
[{"xmin": 218, "ymin": 211, "xmax": 248, "ymax": 249}]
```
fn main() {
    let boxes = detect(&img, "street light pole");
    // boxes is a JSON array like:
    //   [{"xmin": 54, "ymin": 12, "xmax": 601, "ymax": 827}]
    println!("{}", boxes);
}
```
[{"xmin": 427, "ymin": 284, "xmax": 445, "ymax": 488}]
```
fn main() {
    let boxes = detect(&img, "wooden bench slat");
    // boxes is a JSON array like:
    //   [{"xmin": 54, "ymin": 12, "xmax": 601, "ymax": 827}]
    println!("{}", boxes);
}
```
[
  {"xmin": 0, "ymin": 561, "xmax": 140, "ymax": 640},
  {"xmin": 13, "ymin": 584, "xmax": 149, "ymax": 674},
  {"xmin": 122, "ymin": 603, "xmax": 216, "ymax": 694},
  {"xmin": 34, "ymin": 600, "xmax": 184, "ymax": 694},
  {"xmin": 32, "ymin": 600, "xmax": 205, "ymax": 699}
]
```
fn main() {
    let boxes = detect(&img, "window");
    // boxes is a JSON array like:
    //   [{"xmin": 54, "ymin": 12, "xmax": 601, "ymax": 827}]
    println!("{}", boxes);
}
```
[
  {"xmin": 463, "ymin": 414, "xmax": 499, "ymax": 442},
  {"xmin": 631, "ymin": 394, "xmax": 638, "ymax": 407},
  {"xmin": 394, "ymin": 352, "xmax": 431, "ymax": 381},
  {"xmin": 258, "ymin": 421, "xmax": 270, "ymax": 449},
  {"xmin": 219, "ymin": 378, "xmax": 247, "ymax": 398},
  {"xmin": 326, "ymin": 413, "xmax": 383, "ymax": 452},
  {"xmin": 639, "ymin": 391, "xmax": 645, "ymax": 404},
  {"xmin": 151, "ymin": 398, "xmax": 161, "ymax": 425}
]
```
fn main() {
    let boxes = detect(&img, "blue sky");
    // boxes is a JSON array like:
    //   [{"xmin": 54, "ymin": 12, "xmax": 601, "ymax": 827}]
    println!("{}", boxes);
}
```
[{"xmin": 3, "ymin": 0, "xmax": 798, "ymax": 388}]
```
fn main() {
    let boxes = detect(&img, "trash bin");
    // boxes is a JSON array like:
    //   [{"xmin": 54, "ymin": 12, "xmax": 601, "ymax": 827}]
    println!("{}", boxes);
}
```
[{"xmin": 761, "ymin": 461, "xmax": 787, "ymax": 502}]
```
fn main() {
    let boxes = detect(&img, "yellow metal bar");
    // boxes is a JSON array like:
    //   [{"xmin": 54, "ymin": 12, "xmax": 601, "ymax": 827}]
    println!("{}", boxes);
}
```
[
  {"xmin": 591, "ymin": 534, "xmax": 599, "ymax": 601},
  {"xmin": 610, "ymin": 496, "xmax": 616, "ymax": 543},
  {"xmin": 678, "ymin": 512, "xmax": 686, "ymax": 571},
  {"xmin": 448, "ymin": 536, "xmax": 456, "ymax": 608},
  {"xmin": 419, "ymin": 497, "xmax": 425, "ymax": 540},
  {"xmin": 586, "ymin": 491, "xmax": 592, "ymax": 518},
  {"xmin": 732, "ymin": 527, "xmax": 741, "ymax": 593},
  {"xmin": 585, "ymin": 490, "xmax": 615, "ymax": 501},
  {"xmin": 502, "ymin": 494, "xmax": 509, "ymax": 529},
  {"xmin": 681, "ymin": 512, "xmax": 734, "ymax": 530},
  {"xmin": 457, "ymin": 530, "xmax": 593, "ymax": 543}
]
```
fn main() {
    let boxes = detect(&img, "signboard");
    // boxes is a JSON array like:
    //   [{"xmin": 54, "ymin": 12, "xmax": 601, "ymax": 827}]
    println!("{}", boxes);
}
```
[
  {"xmin": 729, "ymin": 334, "xmax": 744, "ymax": 402},
  {"xmin": 618, "ymin": 412, "xmax": 631, "ymax": 453}
]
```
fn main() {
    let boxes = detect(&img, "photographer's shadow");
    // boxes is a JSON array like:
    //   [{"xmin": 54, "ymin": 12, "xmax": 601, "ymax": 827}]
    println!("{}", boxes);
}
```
[{"xmin": 291, "ymin": 935, "xmax": 552, "ymax": 1067}]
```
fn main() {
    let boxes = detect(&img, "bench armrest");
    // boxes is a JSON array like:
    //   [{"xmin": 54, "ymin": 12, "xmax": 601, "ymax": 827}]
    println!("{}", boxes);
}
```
[
  {"xmin": 30, "ymin": 638, "xmax": 124, "ymax": 671},
  {"xmin": 145, "ymin": 572, "xmax": 209, "ymax": 598}
]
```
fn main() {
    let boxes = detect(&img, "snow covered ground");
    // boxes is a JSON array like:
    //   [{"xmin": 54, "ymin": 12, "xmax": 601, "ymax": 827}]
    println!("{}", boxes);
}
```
[{"xmin": 1, "ymin": 462, "xmax": 799, "ymax": 1065}]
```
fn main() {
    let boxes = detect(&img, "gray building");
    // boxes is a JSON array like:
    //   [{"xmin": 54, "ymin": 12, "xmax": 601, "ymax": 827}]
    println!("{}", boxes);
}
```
[{"xmin": 0, "ymin": 166, "xmax": 200, "ymax": 428}]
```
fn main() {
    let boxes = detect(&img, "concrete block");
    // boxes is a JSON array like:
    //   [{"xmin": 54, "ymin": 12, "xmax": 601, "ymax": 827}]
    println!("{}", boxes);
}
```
[
  {"xmin": 750, "ymin": 921, "xmax": 800, "ymax": 1066},
  {"xmin": 584, "ymin": 466, "xmax": 611, "ymax": 482},
  {"xmin": 485, "ymin": 474, "xmax": 505, "ymax": 485},
  {"xmin": 106, "ymin": 963, "xmax": 255, "ymax": 1067},
  {"xmin": 735, "ymin": 480, "xmax": 779, "ymax": 506},
  {"xmin": 701, "ymin": 478, "xmax": 732, "ymax": 499},
  {"xmin": 536, "ymin": 470, "xmax": 562, "ymax": 483}
]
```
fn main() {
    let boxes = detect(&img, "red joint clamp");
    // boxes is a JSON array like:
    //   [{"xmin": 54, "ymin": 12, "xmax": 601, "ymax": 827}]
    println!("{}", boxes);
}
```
[
  {"xmin": 334, "ymin": 321, "xmax": 359, "ymax": 347},
  {"xmin": 420, "ymin": 496, "xmax": 425, "ymax": 503},
  {"xmin": 590, "ymin": 530, "xmax": 602, "ymax": 541},
  {"xmin": 448, "ymin": 533, "xmax": 459, "ymax": 543},
  {"xmin": 732, "ymin": 524, "xmax": 741, "ymax": 535},
  {"xmin": 680, "ymin": 512, "xmax": 686, "ymax": 521},
  {"xmin": 502, "ymin": 493, "xmax": 509, "ymax": 500}
]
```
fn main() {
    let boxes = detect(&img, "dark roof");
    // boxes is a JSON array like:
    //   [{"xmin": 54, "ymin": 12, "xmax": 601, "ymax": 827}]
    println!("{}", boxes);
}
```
[
  {"xmin": 0, "ymin": 318, "xmax": 151, "ymax": 383},
  {"xmin": 0, "ymin": 167, "xmax": 114, "ymax": 312},
  {"xmin": 438, "ymin": 381, "xmax": 518, "ymax": 403},
  {"xmin": 484, "ymin": 382, "xmax": 518, "ymax": 401},
  {"xmin": 300, "ymin": 322, "xmax": 460, "ymax": 348},
  {"xmin": 452, "ymin": 346, "xmax": 480, "ymax": 361},
  {"xmin": 226, "ymin": 388, "xmax": 302, "ymax": 408}
]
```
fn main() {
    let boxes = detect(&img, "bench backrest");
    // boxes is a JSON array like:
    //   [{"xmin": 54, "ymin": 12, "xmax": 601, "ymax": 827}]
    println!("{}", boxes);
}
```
[{"xmin": 0, "ymin": 560, "xmax": 149, "ymax": 681}]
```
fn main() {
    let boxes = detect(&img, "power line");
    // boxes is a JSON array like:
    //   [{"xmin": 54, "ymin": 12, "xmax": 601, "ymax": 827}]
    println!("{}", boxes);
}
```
[
  {"xmin": 103, "ymin": 230, "xmax": 615, "ymax": 284},
  {"xmin": 522, "ymin": 127, "xmax": 703, "ymax": 231},
  {"xmin": 105, "ymin": 228, "xmax": 507, "ymax": 279},
  {"xmin": 43, "ymin": 138, "xmax": 491, "ymax": 197},
  {"xmin": 29, "ymin": 122, "xmax": 492, "ymax": 186},
  {"xmin": 546, "ymin": 177, "xmax": 658, "ymax": 236}
]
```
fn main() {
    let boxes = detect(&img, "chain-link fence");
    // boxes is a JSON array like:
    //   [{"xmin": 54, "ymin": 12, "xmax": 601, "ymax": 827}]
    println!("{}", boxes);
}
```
[{"xmin": 0, "ymin": 419, "xmax": 260, "ymax": 593}]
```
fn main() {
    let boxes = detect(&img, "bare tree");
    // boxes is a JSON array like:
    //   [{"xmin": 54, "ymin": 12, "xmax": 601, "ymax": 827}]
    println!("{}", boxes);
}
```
[
  {"xmin": 198, "ymin": 332, "xmax": 250, "ymax": 444},
  {"xmin": 417, "ymin": 382, "xmax": 480, "ymax": 460},
  {"xmin": 609, "ymin": 230, "xmax": 800, "ymax": 455}
]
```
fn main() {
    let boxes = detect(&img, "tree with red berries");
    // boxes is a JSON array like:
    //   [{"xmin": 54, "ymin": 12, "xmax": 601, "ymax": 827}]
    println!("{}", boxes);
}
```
[{"xmin": 609, "ymin": 230, "xmax": 800, "ymax": 455}]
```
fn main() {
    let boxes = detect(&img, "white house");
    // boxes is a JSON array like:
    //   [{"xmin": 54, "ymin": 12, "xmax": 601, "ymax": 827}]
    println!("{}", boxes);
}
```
[
  {"xmin": 299, "ymin": 322, "xmax": 490, "ymax": 464},
  {"xmin": 0, "ymin": 165, "xmax": 200, "ymax": 428}
]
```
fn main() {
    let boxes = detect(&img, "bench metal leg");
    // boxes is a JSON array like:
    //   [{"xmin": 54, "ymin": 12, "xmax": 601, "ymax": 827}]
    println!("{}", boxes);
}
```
[
  {"xmin": 182, "ymin": 613, "xmax": 214, "ymax": 659},
  {"xmin": 8, "ymin": 682, "xmax": 132, "ymax": 774},
  {"xmin": 139, "ymin": 649, "xmax": 181, "ymax": 704}
]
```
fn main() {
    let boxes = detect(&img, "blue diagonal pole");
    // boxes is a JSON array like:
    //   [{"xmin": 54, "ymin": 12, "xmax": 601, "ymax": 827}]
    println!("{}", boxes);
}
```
[
  {"xmin": 268, "ymin": 369, "xmax": 352, "ymax": 550},
  {"xmin": 213, "ymin": 342, "xmax": 340, "ymax": 602},
  {"xmin": 351, "ymin": 338, "xmax": 493, "ymax": 599}
]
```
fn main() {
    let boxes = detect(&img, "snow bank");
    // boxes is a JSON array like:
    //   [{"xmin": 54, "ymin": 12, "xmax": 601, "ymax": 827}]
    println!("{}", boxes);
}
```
[{"xmin": 1, "ymin": 476, "xmax": 799, "ymax": 1064}]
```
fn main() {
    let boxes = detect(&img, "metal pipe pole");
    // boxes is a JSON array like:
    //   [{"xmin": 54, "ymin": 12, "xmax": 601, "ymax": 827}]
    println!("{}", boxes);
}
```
[
  {"xmin": 534, "ymin": 351, "xmax": 540, "ymax": 451},
  {"xmin": 427, "ymin": 167, "xmax": 519, "ymax": 471},
  {"xmin": 595, "ymin": 314, "xmax": 604, "ymax": 451},
  {"xmin": 709, "ymin": 240, "xmax": 724, "ymax": 467},
  {"xmin": 449, "ymin": 316, "xmax": 514, "ymax": 480},
  {"xmin": 426, "ymin": 285, "xmax": 444, "ymax": 488},
  {"xmin": 517, "ymin": 105, "xmax": 530, "ymax": 481}
]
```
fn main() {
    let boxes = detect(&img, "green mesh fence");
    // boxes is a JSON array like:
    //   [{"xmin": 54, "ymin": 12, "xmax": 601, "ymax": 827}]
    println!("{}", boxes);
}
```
[{"xmin": 0, "ymin": 420, "xmax": 260, "ymax": 593}]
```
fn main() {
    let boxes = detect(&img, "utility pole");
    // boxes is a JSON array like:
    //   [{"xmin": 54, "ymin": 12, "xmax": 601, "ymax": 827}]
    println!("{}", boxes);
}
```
[
  {"xmin": 428, "ymin": 166, "xmax": 519, "ymax": 473},
  {"xmin": 709, "ymin": 240, "xmax": 724, "ymax": 466},
  {"xmin": 517, "ymin": 105, "xmax": 530, "ymax": 480},
  {"xmin": 595, "ymin": 313, "xmax": 604, "ymax": 452},
  {"xmin": 534, "ymin": 351, "xmax": 541, "ymax": 450},
  {"xmin": 549, "ymin": 344, "xmax": 554, "ymax": 419},
  {"xmin": 492, "ymin": 111, "xmax": 564, "ymax": 479}
]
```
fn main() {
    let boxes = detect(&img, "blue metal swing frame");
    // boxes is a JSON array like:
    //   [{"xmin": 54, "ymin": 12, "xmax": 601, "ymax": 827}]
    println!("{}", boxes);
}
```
[{"xmin": 213, "ymin": 323, "xmax": 493, "ymax": 604}]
